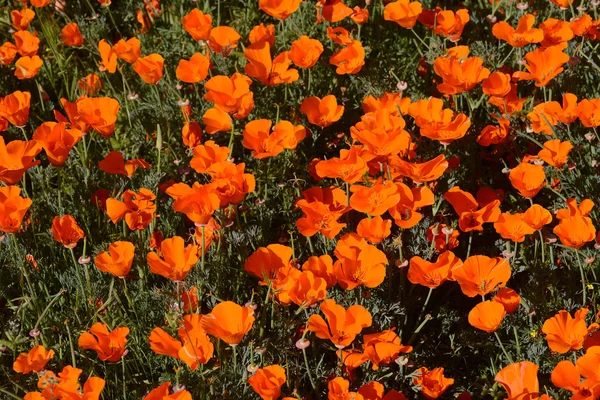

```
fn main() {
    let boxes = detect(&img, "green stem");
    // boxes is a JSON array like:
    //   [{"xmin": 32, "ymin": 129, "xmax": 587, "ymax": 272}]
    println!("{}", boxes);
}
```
[
  {"xmin": 494, "ymin": 331, "xmax": 514, "ymax": 364},
  {"xmin": 575, "ymin": 250, "xmax": 587, "ymax": 306}
]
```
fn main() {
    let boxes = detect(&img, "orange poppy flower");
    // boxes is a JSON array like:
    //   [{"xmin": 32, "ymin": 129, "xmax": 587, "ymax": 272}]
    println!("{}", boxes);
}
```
[
  {"xmin": 420, "ymin": 8, "xmax": 469, "ymax": 41},
  {"xmin": 315, "ymin": 146, "xmax": 370, "ymax": 183},
  {"xmin": 350, "ymin": 109, "xmax": 412, "ymax": 158},
  {"xmin": 0, "ymin": 42, "xmax": 18, "ymax": 65},
  {"xmin": 523, "ymin": 204, "xmax": 552, "ymax": 230},
  {"xmin": 495, "ymin": 362, "xmax": 546, "ymax": 400},
  {"xmin": 477, "ymin": 117, "xmax": 510, "ymax": 147},
  {"xmin": 132, "ymin": 54, "xmax": 164, "ymax": 84},
  {"xmin": 537, "ymin": 139, "xmax": 572, "ymax": 168},
  {"xmin": 408, "ymin": 251, "xmax": 462, "ymax": 289},
  {"xmin": 190, "ymin": 140, "xmax": 230, "ymax": 173},
  {"xmin": 1, "ymin": 90, "xmax": 31, "ymax": 127},
  {"xmin": 412, "ymin": 367, "xmax": 454, "ymax": 399},
  {"xmin": 351, "ymin": 6, "xmax": 369, "ymax": 24},
  {"xmin": 289, "ymin": 36, "xmax": 324, "ymax": 69},
  {"xmin": 248, "ymin": 365, "xmax": 286, "ymax": 400},
  {"xmin": 350, "ymin": 178, "xmax": 400, "ymax": 216},
  {"xmin": 32, "ymin": 122, "xmax": 82, "ymax": 166},
  {"xmin": 106, "ymin": 188, "xmax": 156, "ymax": 230},
  {"xmin": 143, "ymin": 382, "xmax": 193, "ymax": 400},
  {"xmin": 556, "ymin": 198, "xmax": 594, "ymax": 219},
  {"xmin": 201, "ymin": 107, "xmax": 231, "ymax": 135},
  {"xmin": 492, "ymin": 14, "xmax": 544, "ymax": 47},
  {"xmin": 204, "ymin": 161, "xmax": 255, "ymax": 207},
  {"xmin": 244, "ymin": 244, "xmax": 293, "ymax": 285},
  {"xmin": 384, "ymin": 0, "xmax": 423, "ymax": 28},
  {"xmin": 328, "ymin": 377, "xmax": 362, "ymax": 400},
  {"xmin": 60, "ymin": 22, "xmax": 84, "ymax": 46},
  {"xmin": 334, "ymin": 233, "xmax": 388, "ymax": 290},
  {"xmin": 553, "ymin": 216, "xmax": 596, "ymax": 249},
  {"xmin": 271, "ymin": 265, "xmax": 302, "ymax": 306},
  {"xmin": 13, "ymin": 345, "xmax": 54, "ymax": 374},
  {"xmin": 94, "ymin": 241, "xmax": 135, "ymax": 278},
  {"xmin": 78, "ymin": 322, "xmax": 129, "ymax": 362},
  {"xmin": 361, "ymin": 330, "xmax": 412, "ymax": 370},
  {"xmin": 300, "ymin": 95, "xmax": 344, "ymax": 127},
  {"xmin": 577, "ymin": 347, "xmax": 600, "ymax": 384},
  {"xmin": 0, "ymin": 186, "xmax": 32, "ymax": 233},
  {"xmin": 307, "ymin": 298, "xmax": 372, "ymax": 348},
  {"xmin": 288, "ymin": 270, "xmax": 327, "ymax": 308},
  {"xmin": 182, "ymin": 8, "xmax": 212, "ymax": 41},
  {"xmin": 358, "ymin": 382, "xmax": 406, "ymax": 400},
  {"xmin": 98, "ymin": 151, "xmax": 151, "ymax": 177},
  {"xmin": 55, "ymin": 98, "xmax": 90, "ymax": 133},
  {"xmin": 407, "ymin": 98, "xmax": 470, "ymax": 144},
  {"xmin": 112, "ymin": 37, "xmax": 141, "ymax": 63},
  {"xmin": 327, "ymin": 26, "xmax": 353, "ymax": 45},
  {"xmin": 249, "ymin": 23, "xmax": 275, "ymax": 46},
  {"xmin": 259, "ymin": 0, "xmax": 301, "ymax": 20},
  {"xmin": 509, "ymin": 162, "xmax": 546, "ymax": 198},
  {"xmin": 443, "ymin": 186, "xmax": 501, "ymax": 232},
  {"xmin": 362, "ymin": 92, "xmax": 411, "ymax": 116},
  {"xmin": 13, "ymin": 30, "xmax": 39, "ymax": 57},
  {"xmin": 76, "ymin": 96, "xmax": 120, "ymax": 137},
  {"xmin": 98, "ymin": 39, "xmax": 117, "ymax": 73},
  {"xmin": 51, "ymin": 215, "xmax": 85, "ymax": 249},
  {"xmin": 296, "ymin": 186, "xmax": 350, "ymax": 239},
  {"xmin": 317, "ymin": 0, "xmax": 353, "ymax": 23},
  {"xmin": 357, "ymin": 216, "xmax": 392, "ymax": 244},
  {"xmin": 244, "ymin": 42, "xmax": 298, "ymax": 85},
  {"xmin": 78, "ymin": 73, "xmax": 102, "ymax": 95},
  {"xmin": 147, "ymin": 236, "xmax": 198, "ymax": 281},
  {"xmin": 181, "ymin": 121, "xmax": 202, "ymax": 148},
  {"xmin": 389, "ymin": 154, "xmax": 448, "ymax": 183},
  {"xmin": 513, "ymin": 44, "xmax": 570, "ymax": 87},
  {"xmin": 488, "ymin": 84, "xmax": 526, "ymax": 116},
  {"xmin": 329, "ymin": 40, "xmax": 365, "ymax": 75},
  {"xmin": 468, "ymin": 300, "xmax": 506, "ymax": 332},
  {"xmin": 493, "ymin": 287, "xmax": 521, "ymax": 314},
  {"xmin": 452, "ymin": 255, "xmax": 511, "ymax": 297},
  {"xmin": 493, "ymin": 212, "xmax": 536, "ymax": 242},
  {"xmin": 433, "ymin": 47, "xmax": 490, "ymax": 95},
  {"xmin": 571, "ymin": 14, "xmax": 599, "ymax": 38},
  {"xmin": 204, "ymin": 73, "xmax": 253, "ymax": 115},
  {"xmin": 542, "ymin": 308, "xmax": 597, "ymax": 353},
  {"xmin": 302, "ymin": 255, "xmax": 337, "ymax": 288},
  {"xmin": 482, "ymin": 72, "xmax": 512, "ymax": 97},
  {"xmin": 11, "ymin": 8, "xmax": 35, "ymax": 31},
  {"xmin": 181, "ymin": 286, "xmax": 199, "ymax": 313},
  {"xmin": 575, "ymin": 98, "xmax": 600, "ymax": 127},
  {"xmin": 0, "ymin": 138, "xmax": 41, "ymax": 186},
  {"xmin": 14, "ymin": 55, "xmax": 43, "ymax": 80},
  {"xmin": 176, "ymin": 52, "xmax": 210, "ymax": 83},
  {"xmin": 200, "ymin": 301, "xmax": 255, "ymax": 345},
  {"xmin": 208, "ymin": 26, "xmax": 240, "ymax": 56},
  {"xmin": 540, "ymin": 18, "xmax": 574, "ymax": 47},
  {"xmin": 551, "ymin": 359, "xmax": 600, "ymax": 400}
]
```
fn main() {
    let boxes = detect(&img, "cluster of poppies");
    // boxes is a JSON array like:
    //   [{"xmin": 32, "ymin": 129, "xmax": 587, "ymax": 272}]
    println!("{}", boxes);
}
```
[{"xmin": 3, "ymin": 0, "xmax": 600, "ymax": 399}]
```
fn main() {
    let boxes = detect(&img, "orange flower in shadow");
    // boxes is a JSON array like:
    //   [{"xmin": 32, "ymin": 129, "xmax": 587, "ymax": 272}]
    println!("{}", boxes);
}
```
[
  {"xmin": 452, "ymin": 255, "xmax": 511, "ymax": 297},
  {"xmin": 495, "ymin": 361, "xmax": 550, "ymax": 400},
  {"xmin": 13, "ymin": 345, "xmax": 54, "ymax": 374},
  {"xmin": 208, "ymin": 26, "xmax": 240, "ymax": 56},
  {"xmin": 290, "ymin": 36, "xmax": 324, "ymax": 68},
  {"xmin": 307, "ymin": 298, "xmax": 372, "ymax": 348},
  {"xmin": 468, "ymin": 301, "xmax": 506, "ymax": 332},
  {"xmin": 11, "ymin": 8, "xmax": 35, "ymax": 31},
  {"xmin": 60, "ymin": 22, "xmax": 84, "ymax": 46},
  {"xmin": 334, "ymin": 233, "xmax": 388, "ymax": 290},
  {"xmin": 147, "ymin": 236, "xmax": 199, "ymax": 281},
  {"xmin": 0, "ymin": 186, "xmax": 32, "ymax": 233},
  {"xmin": 329, "ymin": 40, "xmax": 365, "ymax": 75},
  {"xmin": 1, "ymin": 90, "xmax": 31, "ymax": 127},
  {"xmin": 106, "ymin": 188, "xmax": 156, "ymax": 231},
  {"xmin": 408, "ymin": 251, "xmax": 463, "ymax": 288},
  {"xmin": 14, "ymin": 55, "xmax": 43, "ymax": 80},
  {"xmin": 412, "ymin": 367, "xmax": 454, "ymax": 399},
  {"xmin": 302, "ymin": 255, "xmax": 337, "ymax": 288},
  {"xmin": 51, "ymin": 215, "xmax": 85, "ymax": 249},
  {"xmin": 296, "ymin": 186, "xmax": 351, "ymax": 239},
  {"xmin": 357, "ymin": 216, "xmax": 392, "ymax": 244},
  {"xmin": 538, "ymin": 139, "xmax": 572, "ymax": 168},
  {"xmin": 390, "ymin": 154, "xmax": 448, "ymax": 182},
  {"xmin": 492, "ymin": 287, "xmax": 521, "ymax": 314},
  {"xmin": 94, "ymin": 241, "xmax": 135, "ymax": 277},
  {"xmin": 542, "ymin": 308, "xmax": 598, "ymax": 353},
  {"xmin": 76, "ymin": 96, "xmax": 120, "ymax": 137},
  {"xmin": 443, "ymin": 186, "xmax": 501, "ymax": 232},
  {"xmin": 243, "ymin": 43, "xmax": 298, "ymax": 86},
  {"xmin": 98, "ymin": 39, "xmax": 116, "ymax": 73},
  {"xmin": 244, "ymin": 244, "xmax": 293, "ymax": 285},
  {"xmin": 132, "ymin": 54, "xmax": 164, "ymax": 84},
  {"xmin": 249, "ymin": 23, "xmax": 275, "ymax": 46},
  {"xmin": 112, "ymin": 37, "xmax": 141, "ymax": 63},
  {"xmin": 98, "ymin": 151, "xmax": 151, "ymax": 177},
  {"xmin": 78, "ymin": 322, "xmax": 129, "ymax": 362},
  {"xmin": 200, "ymin": 301, "xmax": 255, "ymax": 345},
  {"xmin": 204, "ymin": 73, "xmax": 253, "ymax": 117}
]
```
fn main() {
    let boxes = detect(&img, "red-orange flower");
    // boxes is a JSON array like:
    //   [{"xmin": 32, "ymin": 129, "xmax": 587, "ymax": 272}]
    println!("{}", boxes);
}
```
[
  {"xmin": 14, "ymin": 30, "xmax": 40, "ymax": 57},
  {"xmin": 509, "ymin": 162, "xmax": 546, "ymax": 198},
  {"xmin": 390, "ymin": 182, "xmax": 435, "ymax": 228},
  {"xmin": 51, "ymin": 215, "xmax": 85, "ymax": 249},
  {"xmin": 468, "ymin": 301, "xmax": 506, "ymax": 332},
  {"xmin": 296, "ymin": 186, "xmax": 351, "ymax": 239},
  {"xmin": 443, "ymin": 186, "xmax": 501, "ymax": 232},
  {"xmin": 334, "ymin": 233, "xmax": 388, "ymax": 290},
  {"xmin": 14, "ymin": 55, "xmax": 43, "ymax": 80},
  {"xmin": 513, "ymin": 44, "xmax": 570, "ymax": 87},
  {"xmin": 492, "ymin": 14, "xmax": 544, "ymax": 47},
  {"xmin": 200, "ymin": 301, "xmax": 255, "ymax": 345},
  {"xmin": 147, "ymin": 236, "xmax": 199, "ymax": 281},
  {"xmin": 0, "ymin": 90, "xmax": 31, "ymax": 127},
  {"xmin": 244, "ymin": 244, "xmax": 293, "ymax": 285},
  {"xmin": 452, "ymin": 255, "xmax": 511, "ymax": 297},
  {"xmin": 208, "ymin": 26, "xmax": 240, "ymax": 56},
  {"xmin": 249, "ymin": 23, "xmax": 275, "ymax": 46},
  {"xmin": 132, "ymin": 54, "xmax": 164, "ymax": 84},
  {"xmin": 76, "ymin": 96, "xmax": 120, "ymax": 137},
  {"xmin": 433, "ymin": 47, "xmax": 490, "ymax": 95},
  {"xmin": 542, "ymin": 308, "xmax": 597, "ymax": 353},
  {"xmin": 11, "ymin": 8, "xmax": 35, "ymax": 31},
  {"xmin": 106, "ymin": 188, "xmax": 156, "ymax": 230},
  {"xmin": 408, "ymin": 98, "xmax": 470, "ymax": 144},
  {"xmin": 182, "ymin": 8, "xmax": 212, "ymax": 41},
  {"xmin": 356, "ymin": 216, "xmax": 392, "ymax": 244},
  {"xmin": 493, "ymin": 212, "xmax": 536, "ymax": 242},
  {"xmin": 32, "ymin": 121, "xmax": 83, "ymax": 166},
  {"xmin": 350, "ymin": 178, "xmax": 400, "ymax": 216},
  {"xmin": 78, "ymin": 322, "xmax": 129, "ymax": 362},
  {"xmin": 495, "ymin": 362, "xmax": 551, "ymax": 400},
  {"xmin": 408, "ymin": 251, "xmax": 463, "ymax": 288},
  {"xmin": 538, "ymin": 139, "xmax": 572, "ymax": 168},
  {"xmin": 13, "ymin": 345, "xmax": 54, "ymax": 374},
  {"xmin": 78, "ymin": 73, "xmax": 102, "ymax": 95},
  {"xmin": 259, "ymin": 0, "xmax": 301, "ymax": 20},
  {"xmin": 329, "ymin": 40, "xmax": 365, "ymax": 75},
  {"xmin": 143, "ymin": 382, "xmax": 193, "ymax": 400},
  {"xmin": 307, "ymin": 298, "xmax": 372, "ymax": 348},
  {"xmin": 384, "ymin": 0, "xmax": 423, "ymax": 28},
  {"xmin": 204, "ymin": 73, "xmax": 254, "ymax": 117},
  {"xmin": 0, "ymin": 186, "xmax": 32, "ymax": 233},
  {"xmin": 289, "ymin": 36, "xmax": 324, "ymax": 68},
  {"xmin": 98, "ymin": 39, "xmax": 116, "ymax": 73},
  {"xmin": 412, "ymin": 367, "xmax": 454, "ymax": 399},
  {"xmin": 176, "ymin": 52, "xmax": 210, "ymax": 83},
  {"xmin": 0, "ymin": 137, "xmax": 41, "ymax": 185},
  {"xmin": 60, "ymin": 22, "xmax": 84, "ymax": 47},
  {"xmin": 389, "ymin": 154, "xmax": 448, "ymax": 182},
  {"xmin": 98, "ymin": 151, "xmax": 151, "ymax": 177},
  {"xmin": 300, "ymin": 95, "xmax": 344, "ymax": 127},
  {"xmin": 248, "ymin": 365, "xmax": 287, "ymax": 400},
  {"xmin": 493, "ymin": 287, "xmax": 521, "ymax": 314},
  {"xmin": 94, "ymin": 241, "xmax": 135, "ymax": 277},
  {"xmin": 112, "ymin": 37, "xmax": 141, "ymax": 63}
]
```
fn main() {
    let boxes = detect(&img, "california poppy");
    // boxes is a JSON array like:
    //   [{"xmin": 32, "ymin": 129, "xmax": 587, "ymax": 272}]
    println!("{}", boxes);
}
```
[
  {"xmin": 302, "ymin": 255, "xmax": 337, "ymax": 288},
  {"xmin": 350, "ymin": 178, "xmax": 400, "ymax": 216},
  {"xmin": 78, "ymin": 322, "xmax": 129, "ymax": 362},
  {"xmin": 202, "ymin": 107, "xmax": 232, "ymax": 135},
  {"xmin": 408, "ymin": 98, "xmax": 470, "ymax": 144},
  {"xmin": 551, "ymin": 360, "xmax": 600, "ymax": 400},
  {"xmin": 412, "ymin": 367, "xmax": 454, "ymax": 399},
  {"xmin": 244, "ymin": 244, "xmax": 293, "ymax": 285},
  {"xmin": 575, "ymin": 98, "xmax": 600, "ymax": 127},
  {"xmin": 537, "ymin": 139, "xmax": 572, "ymax": 168},
  {"xmin": 259, "ymin": 0, "xmax": 301, "ymax": 20},
  {"xmin": 522, "ymin": 204, "xmax": 552, "ymax": 231},
  {"xmin": 493, "ymin": 287, "xmax": 521, "ymax": 314},
  {"xmin": 389, "ymin": 154, "xmax": 448, "ymax": 182},
  {"xmin": 0, "ymin": 42, "xmax": 18, "ymax": 65},
  {"xmin": 112, "ymin": 37, "xmax": 141, "ymax": 63},
  {"xmin": 248, "ymin": 365, "xmax": 287, "ymax": 400},
  {"xmin": 200, "ymin": 301, "xmax": 255, "ymax": 345},
  {"xmin": 509, "ymin": 162, "xmax": 546, "ymax": 198},
  {"xmin": 334, "ymin": 233, "xmax": 388, "ymax": 290},
  {"xmin": 408, "ymin": 251, "xmax": 463, "ymax": 289},
  {"xmin": 352, "ymin": 8, "xmax": 369, "ymax": 25},
  {"xmin": 300, "ymin": 95, "xmax": 344, "ymax": 127},
  {"xmin": 307, "ymin": 298, "xmax": 372, "ymax": 348},
  {"xmin": 477, "ymin": 117, "xmax": 510, "ymax": 147},
  {"xmin": 443, "ymin": 186, "xmax": 501, "ymax": 232},
  {"xmin": 208, "ymin": 26, "xmax": 240, "ymax": 56},
  {"xmin": 327, "ymin": 26, "xmax": 353, "ymax": 45},
  {"xmin": 577, "ymin": 347, "xmax": 600, "ymax": 384},
  {"xmin": 540, "ymin": 18, "xmax": 574, "ymax": 47},
  {"xmin": 249, "ymin": 23, "xmax": 275, "ymax": 46},
  {"xmin": 13, "ymin": 345, "xmax": 54, "ymax": 374},
  {"xmin": 328, "ymin": 377, "xmax": 362, "ymax": 400},
  {"xmin": 329, "ymin": 40, "xmax": 365, "ymax": 75},
  {"xmin": 296, "ymin": 186, "xmax": 351, "ymax": 239},
  {"xmin": 13, "ymin": 30, "xmax": 40, "ymax": 57},
  {"xmin": 357, "ymin": 216, "xmax": 392, "ymax": 244},
  {"xmin": 147, "ymin": 236, "xmax": 199, "ymax": 281},
  {"xmin": 76, "ymin": 96, "xmax": 120, "ymax": 137},
  {"xmin": 433, "ymin": 47, "xmax": 490, "ymax": 95},
  {"xmin": 51, "ymin": 215, "xmax": 85, "ymax": 249},
  {"xmin": 244, "ymin": 42, "xmax": 299, "ymax": 85},
  {"xmin": 468, "ymin": 301, "xmax": 506, "ymax": 332},
  {"xmin": 493, "ymin": 212, "xmax": 536, "ymax": 242},
  {"xmin": 182, "ymin": 9, "xmax": 212, "ymax": 41},
  {"xmin": 452, "ymin": 255, "xmax": 511, "ymax": 297},
  {"xmin": 106, "ymin": 188, "xmax": 156, "ymax": 230},
  {"xmin": 426, "ymin": 223, "xmax": 460, "ymax": 252},
  {"xmin": 288, "ymin": 270, "xmax": 327, "ymax": 308},
  {"xmin": 492, "ymin": 14, "xmax": 544, "ymax": 47},
  {"xmin": 11, "ymin": 8, "xmax": 35, "ymax": 31},
  {"xmin": 181, "ymin": 121, "xmax": 202, "ymax": 148},
  {"xmin": 513, "ymin": 44, "xmax": 570, "ymax": 87},
  {"xmin": 289, "ymin": 36, "xmax": 324, "ymax": 68},
  {"xmin": 190, "ymin": 140, "xmax": 230, "ymax": 173},
  {"xmin": 143, "ymin": 382, "xmax": 193, "ymax": 400},
  {"xmin": 32, "ymin": 121, "xmax": 82, "ymax": 166},
  {"xmin": 0, "ymin": 139, "xmax": 43, "ymax": 188},
  {"xmin": 98, "ymin": 39, "xmax": 117, "ymax": 73},
  {"xmin": 542, "ymin": 308, "xmax": 596, "ymax": 353},
  {"xmin": 384, "ymin": 0, "xmax": 423, "ymax": 28},
  {"xmin": 204, "ymin": 73, "xmax": 253, "ymax": 116},
  {"xmin": 553, "ymin": 199, "xmax": 596, "ymax": 248},
  {"xmin": 0, "ymin": 90, "xmax": 31, "ymax": 127},
  {"xmin": 60, "ymin": 22, "xmax": 84, "ymax": 47},
  {"xmin": 0, "ymin": 186, "xmax": 32, "ymax": 233},
  {"xmin": 176, "ymin": 52, "xmax": 210, "ymax": 83},
  {"xmin": 78, "ymin": 73, "xmax": 103, "ymax": 95},
  {"xmin": 350, "ymin": 109, "xmax": 412, "ymax": 157},
  {"xmin": 14, "ymin": 55, "xmax": 43, "ymax": 80},
  {"xmin": 363, "ymin": 92, "xmax": 411, "ymax": 116},
  {"xmin": 98, "ymin": 151, "xmax": 151, "ymax": 177},
  {"xmin": 132, "ymin": 54, "xmax": 164, "ymax": 84},
  {"xmin": 495, "ymin": 362, "xmax": 553, "ymax": 400},
  {"xmin": 420, "ymin": 8, "xmax": 469, "ymax": 42},
  {"xmin": 94, "ymin": 241, "xmax": 135, "ymax": 278},
  {"xmin": 315, "ymin": 146, "xmax": 369, "ymax": 183},
  {"xmin": 482, "ymin": 72, "xmax": 512, "ymax": 97}
]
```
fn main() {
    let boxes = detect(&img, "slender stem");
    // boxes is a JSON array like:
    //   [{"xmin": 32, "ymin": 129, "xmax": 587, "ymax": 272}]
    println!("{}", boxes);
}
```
[
  {"xmin": 200, "ymin": 226, "xmax": 206, "ymax": 272},
  {"xmin": 232, "ymin": 344, "xmax": 238, "ymax": 381},
  {"xmin": 494, "ymin": 331, "xmax": 514, "ymax": 364},
  {"xmin": 466, "ymin": 232, "xmax": 473, "ymax": 258},
  {"xmin": 575, "ymin": 250, "xmax": 587, "ymax": 306},
  {"xmin": 302, "ymin": 347, "xmax": 317, "ymax": 391}
]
